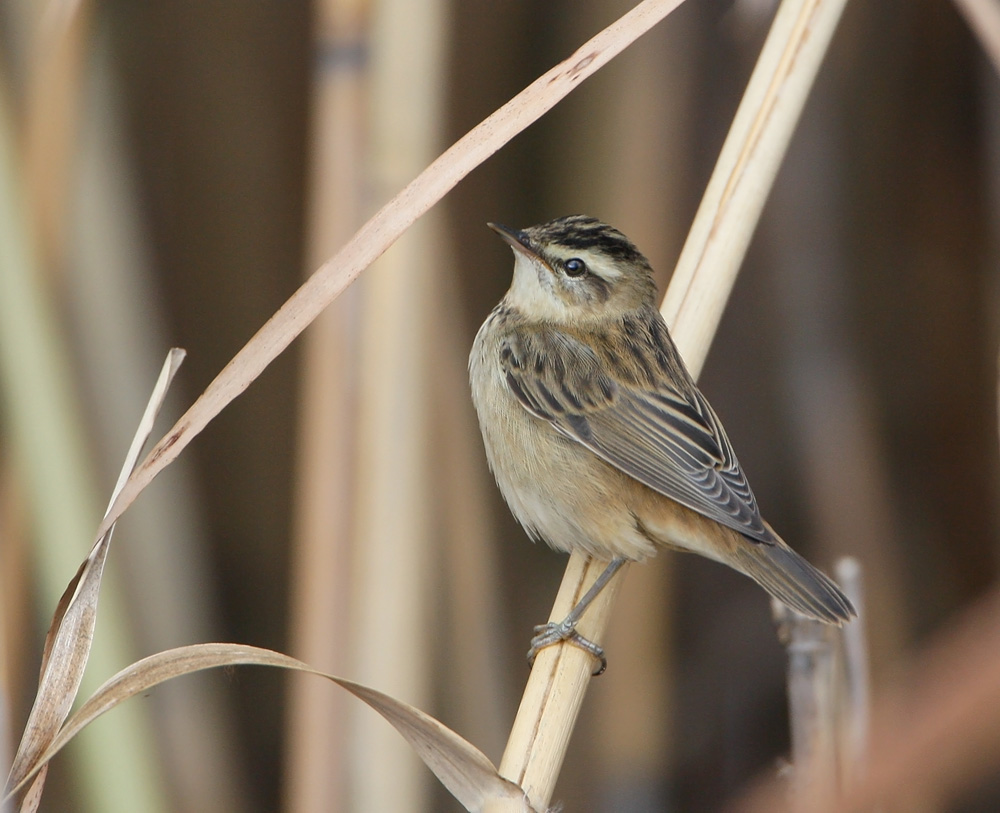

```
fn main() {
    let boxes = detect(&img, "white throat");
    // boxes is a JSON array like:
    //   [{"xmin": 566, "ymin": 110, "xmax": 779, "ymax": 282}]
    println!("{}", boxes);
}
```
[{"xmin": 503, "ymin": 251, "xmax": 575, "ymax": 322}]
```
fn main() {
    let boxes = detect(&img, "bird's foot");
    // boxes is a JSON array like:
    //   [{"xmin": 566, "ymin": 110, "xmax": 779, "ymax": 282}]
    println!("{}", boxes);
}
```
[{"xmin": 527, "ymin": 620, "xmax": 607, "ymax": 676}]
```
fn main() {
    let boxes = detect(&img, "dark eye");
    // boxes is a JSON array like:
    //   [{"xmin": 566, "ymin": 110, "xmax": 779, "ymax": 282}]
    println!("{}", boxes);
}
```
[{"xmin": 564, "ymin": 258, "xmax": 587, "ymax": 277}]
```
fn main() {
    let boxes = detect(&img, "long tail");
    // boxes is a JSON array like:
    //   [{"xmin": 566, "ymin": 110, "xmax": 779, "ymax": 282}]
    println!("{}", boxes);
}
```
[{"xmin": 729, "ymin": 537, "xmax": 856, "ymax": 624}]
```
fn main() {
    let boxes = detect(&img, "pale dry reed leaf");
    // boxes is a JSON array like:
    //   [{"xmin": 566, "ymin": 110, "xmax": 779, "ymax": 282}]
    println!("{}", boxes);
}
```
[
  {"xmin": 3, "ymin": 350, "xmax": 185, "ymax": 802},
  {"xmin": 105, "ymin": 349, "xmax": 186, "ymax": 512},
  {"xmin": 15, "ymin": 764, "xmax": 46, "ymax": 813},
  {"xmin": 335, "ymin": 673, "xmax": 530, "ymax": 812},
  {"xmin": 93, "ymin": 0, "xmax": 688, "ymax": 547},
  {"xmin": 4, "ymin": 644, "xmax": 532, "ymax": 813}
]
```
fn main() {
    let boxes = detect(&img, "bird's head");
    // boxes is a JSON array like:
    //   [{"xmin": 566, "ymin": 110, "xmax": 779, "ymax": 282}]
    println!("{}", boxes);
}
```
[{"xmin": 489, "ymin": 215, "xmax": 658, "ymax": 324}]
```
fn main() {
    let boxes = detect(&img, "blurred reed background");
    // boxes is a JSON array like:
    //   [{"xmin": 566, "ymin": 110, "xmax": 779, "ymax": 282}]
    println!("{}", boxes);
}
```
[{"xmin": 1, "ymin": 0, "xmax": 999, "ymax": 811}]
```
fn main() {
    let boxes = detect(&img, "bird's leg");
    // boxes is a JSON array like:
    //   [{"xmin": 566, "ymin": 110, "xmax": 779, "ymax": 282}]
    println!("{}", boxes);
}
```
[{"xmin": 527, "ymin": 556, "xmax": 627, "ymax": 676}]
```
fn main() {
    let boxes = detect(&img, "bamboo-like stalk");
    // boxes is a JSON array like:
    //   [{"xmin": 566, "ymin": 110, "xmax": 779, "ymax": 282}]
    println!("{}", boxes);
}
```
[
  {"xmin": 497, "ymin": 554, "xmax": 630, "ymax": 811},
  {"xmin": 492, "ymin": 1, "xmax": 850, "ymax": 809},
  {"xmin": 284, "ymin": 1, "xmax": 369, "ymax": 810},
  {"xmin": 566, "ymin": 5, "xmax": 695, "ymax": 804},
  {"xmin": 346, "ymin": 0, "xmax": 449, "ymax": 809},
  {"xmin": 22, "ymin": 0, "xmax": 91, "ymax": 277}
]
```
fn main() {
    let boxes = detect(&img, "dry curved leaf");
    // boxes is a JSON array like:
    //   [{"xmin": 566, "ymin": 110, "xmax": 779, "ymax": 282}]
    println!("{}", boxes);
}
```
[
  {"xmin": 4, "ymin": 350, "xmax": 185, "ymax": 801},
  {"xmin": 5, "ymin": 644, "xmax": 532, "ymax": 813}
]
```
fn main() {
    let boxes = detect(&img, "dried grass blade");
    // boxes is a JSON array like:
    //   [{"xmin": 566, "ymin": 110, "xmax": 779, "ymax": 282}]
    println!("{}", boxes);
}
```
[
  {"xmin": 4, "ymin": 644, "xmax": 531, "ymax": 813},
  {"xmin": 4, "ymin": 350, "xmax": 185, "ymax": 799},
  {"xmin": 15, "ymin": 764, "xmax": 46, "ymax": 813}
]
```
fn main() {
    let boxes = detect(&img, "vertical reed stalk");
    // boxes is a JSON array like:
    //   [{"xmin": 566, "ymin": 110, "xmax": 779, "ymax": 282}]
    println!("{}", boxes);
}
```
[
  {"xmin": 560, "ymin": 4, "xmax": 696, "ymax": 804},
  {"xmin": 284, "ymin": 1, "xmax": 370, "ymax": 810},
  {"xmin": 347, "ymin": 0, "xmax": 448, "ymax": 809},
  {"xmin": 492, "ymin": 1, "xmax": 851, "ymax": 808},
  {"xmin": 773, "ymin": 603, "xmax": 839, "ymax": 807},
  {"xmin": 835, "ymin": 558, "xmax": 870, "ymax": 789}
]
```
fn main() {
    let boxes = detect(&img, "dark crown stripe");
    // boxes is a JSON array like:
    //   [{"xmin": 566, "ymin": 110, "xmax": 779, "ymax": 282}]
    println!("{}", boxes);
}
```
[{"xmin": 532, "ymin": 215, "xmax": 646, "ymax": 265}]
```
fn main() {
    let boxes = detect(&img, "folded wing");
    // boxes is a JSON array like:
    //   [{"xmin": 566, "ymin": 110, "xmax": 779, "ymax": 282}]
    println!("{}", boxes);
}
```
[{"xmin": 500, "ymin": 326, "xmax": 774, "ymax": 544}]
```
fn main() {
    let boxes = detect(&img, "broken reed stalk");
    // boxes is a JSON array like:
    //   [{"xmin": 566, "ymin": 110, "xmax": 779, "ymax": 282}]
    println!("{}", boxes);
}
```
[
  {"xmin": 737, "ymin": 585, "xmax": 1000, "ymax": 813},
  {"xmin": 772, "ymin": 601, "xmax": 840, "ymax": 808},
  {"xmin": 835, "ymin": 557, "xmax": 871, "ymax": 788},
  {"xmin": 490, "ymin": 0, "xmax": 851, "ymax": 809},
  {"xmin": 772, "ymin": 559, "xmax": 870, "ymax": 809}
]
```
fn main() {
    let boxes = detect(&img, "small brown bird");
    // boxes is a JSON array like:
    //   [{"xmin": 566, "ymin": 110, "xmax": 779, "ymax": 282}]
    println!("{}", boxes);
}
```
[{"xmin": 469, "ymin": 215, "xmax": 854, "ymax": 672}]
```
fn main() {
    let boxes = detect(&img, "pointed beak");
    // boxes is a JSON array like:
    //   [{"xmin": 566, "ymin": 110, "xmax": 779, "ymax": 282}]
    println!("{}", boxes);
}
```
[{"xmin": 487, "ymin": 222, "xmax": 544, "ymax": 263}]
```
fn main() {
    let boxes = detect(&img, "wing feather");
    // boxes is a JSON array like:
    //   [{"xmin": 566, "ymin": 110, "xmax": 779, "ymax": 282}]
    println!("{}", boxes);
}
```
[{"xmin": 500, "ymin": 321, "xmax": 773, "ymax": 543}]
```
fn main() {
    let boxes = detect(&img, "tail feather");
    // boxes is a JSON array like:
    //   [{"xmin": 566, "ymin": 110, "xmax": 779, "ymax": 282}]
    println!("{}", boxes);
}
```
[{"xmin": 730, "ymin": 539, "xmax": 855, "ymax": 624}]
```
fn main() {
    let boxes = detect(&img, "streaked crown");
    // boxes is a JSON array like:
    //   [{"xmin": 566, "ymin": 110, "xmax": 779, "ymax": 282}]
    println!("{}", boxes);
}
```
[{"xmin": 492, "ymin": 215, "xmax": 658, "ymax": 323}]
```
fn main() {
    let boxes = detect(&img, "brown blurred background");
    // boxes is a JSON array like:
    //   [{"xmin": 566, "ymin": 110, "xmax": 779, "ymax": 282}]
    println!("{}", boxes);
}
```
[{"xmin": 1, "ymin": 0, "xmax": 998, "ymax": 811}]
